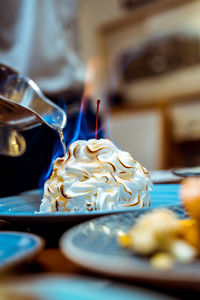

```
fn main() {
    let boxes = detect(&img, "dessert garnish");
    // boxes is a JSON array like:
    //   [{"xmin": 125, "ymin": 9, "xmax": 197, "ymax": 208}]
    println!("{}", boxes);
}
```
[{"xmin": 95, "ymin": 99, "xmax": 100, "ymax": 139}]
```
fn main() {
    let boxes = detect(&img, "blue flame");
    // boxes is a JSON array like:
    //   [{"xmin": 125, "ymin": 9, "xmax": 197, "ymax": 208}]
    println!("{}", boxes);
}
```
[
  {"xmin": 39, "ymin": 96, "xmax": 104, "ymax": 192},
  {"xmin": 38, "ymin": 98, "xmax": 67, "ymax": 194}
]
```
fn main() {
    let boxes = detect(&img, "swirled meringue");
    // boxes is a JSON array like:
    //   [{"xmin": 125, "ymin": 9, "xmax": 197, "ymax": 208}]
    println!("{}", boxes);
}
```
[{"xmin": 40, "ymin": 139, "xmax": 153, "ymax": 212}]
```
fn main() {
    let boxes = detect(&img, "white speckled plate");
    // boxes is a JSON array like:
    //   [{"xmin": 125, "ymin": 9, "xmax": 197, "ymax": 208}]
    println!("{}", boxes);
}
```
[
  {"xmin": 0, "ymin": 185, "xmax": 181, "ymax": 225},
  {"xmin": 60, "ymin": 206, "xmax": 200, "ymax": 288},
  {"xmin": 0, "ymin": 231, "xmax": 44, "ymax": 272}
]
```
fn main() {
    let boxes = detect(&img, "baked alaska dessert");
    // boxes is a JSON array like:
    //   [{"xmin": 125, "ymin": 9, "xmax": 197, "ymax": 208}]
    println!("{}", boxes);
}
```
[{"xmin": 40, "ymin": 139, "xmax": 153, "ymax": 212}]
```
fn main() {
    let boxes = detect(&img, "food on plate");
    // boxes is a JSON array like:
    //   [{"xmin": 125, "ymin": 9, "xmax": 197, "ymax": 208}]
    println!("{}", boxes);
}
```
[
  {"xmin": 118, "ymin": 208, "xmax": 198, "ymax": 269},
  {"xmin": 150, "ymin": 252, "xmax": 174, "ymax": 270},
  {"xmin": 40, "ymin": 138, "xmax": 152, "ymax": 212}
]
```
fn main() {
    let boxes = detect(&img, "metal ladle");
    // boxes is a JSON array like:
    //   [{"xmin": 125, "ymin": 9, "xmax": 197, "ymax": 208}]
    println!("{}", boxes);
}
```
[{"xmin": 0, "ymin": 63, "xmax": 67, "ymax": 156}]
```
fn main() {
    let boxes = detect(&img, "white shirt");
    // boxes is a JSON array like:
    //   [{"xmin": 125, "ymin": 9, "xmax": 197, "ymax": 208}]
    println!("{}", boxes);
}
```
[{"xmin": 0, "ymin": 0, "xmax": 85, "ymax": 93}]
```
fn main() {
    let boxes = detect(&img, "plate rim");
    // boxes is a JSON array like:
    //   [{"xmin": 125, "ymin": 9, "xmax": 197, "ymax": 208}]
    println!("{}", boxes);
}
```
[
  {"xmin": 60, "ymin": 206, "xmax": 200, "ymax": 286},
  {"xmin": 0, "ymin": 184, "xmax": 181, "ymax": 221},
  {"xmin": 171, "ymin": 167, "xmax": 200, "ymax": 177},
  {"xmin": 0, "ymin": 231, "xmax": 45, "ymax": 271},
  {"xmin": 0, "ymin": 204, "xmax": 180, "ymax": 223}
]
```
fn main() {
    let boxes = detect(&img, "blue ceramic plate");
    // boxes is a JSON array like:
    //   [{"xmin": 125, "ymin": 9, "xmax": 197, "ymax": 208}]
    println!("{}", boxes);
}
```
[
  {"xmin": 1, "ymin": 275, "xmax": 174, "ymax": 300},
  {"xmin": 0, "ymin": 232, "xmax": 44, "ymax": 271},
  {"xmin": 0, "ymin": 184, "xmax": 181, "ymax": 224},
  {"xmin": 60, "ymin": 206, "xmax": 200, "ymax": 287}
]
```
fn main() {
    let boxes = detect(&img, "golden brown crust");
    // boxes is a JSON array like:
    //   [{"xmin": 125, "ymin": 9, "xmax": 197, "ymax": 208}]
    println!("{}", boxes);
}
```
[
  {"xmin": 103, "ymin": 176, "xmax": 109, "ymax": 183},
  {"xmin": 117, "ymin": 157, "xmax": 132, "ymax": 169},
  {"xmin": 123, "ymin": 195, "xmax": 140, "ymax": 207},
  {"xmin": 60, "ymin": 184, "xmax": 72, "ymax": 199},
  {"xmin": 56, "ymin": 158, "xmax": 64, "ymax": 165},
  {"xmin": 139, "ymin": 162, "xmax": 149, "ymax": 175},
  {"xmin": 86, "ymin": 145, "xmax": 104, "ymax": 154},
  {"xmin": 107, "ymin": 162, "xmax": 116, "ymax": 172},
  {"xmin": 73, "ymin": 145, "xmax": 80, "ymax": 159}
]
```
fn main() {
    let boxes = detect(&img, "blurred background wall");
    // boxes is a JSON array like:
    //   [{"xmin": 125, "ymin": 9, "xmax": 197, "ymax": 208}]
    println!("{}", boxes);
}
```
[{"xmin": 78, "ymin": 0, "xmax": 200, "ymax": 170}]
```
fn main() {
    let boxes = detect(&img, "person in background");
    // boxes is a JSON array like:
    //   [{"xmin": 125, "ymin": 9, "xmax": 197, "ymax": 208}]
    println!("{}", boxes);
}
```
[{"xmin": 0, "ymin": 0, "xmax": 104, "ymax": 197}]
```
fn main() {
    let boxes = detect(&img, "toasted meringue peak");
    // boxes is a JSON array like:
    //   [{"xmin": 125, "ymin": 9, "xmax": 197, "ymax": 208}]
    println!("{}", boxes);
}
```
[{"xmin": 40, "ymin": 139, "xmax": 153, "ymax": 212}]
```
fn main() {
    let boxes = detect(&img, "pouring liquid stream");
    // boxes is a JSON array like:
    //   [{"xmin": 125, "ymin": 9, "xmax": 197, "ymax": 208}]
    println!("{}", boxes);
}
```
[
  {"xmin": 58, "ymin": 128, "xmax": 66, "ymax": 156},
  {"xmin": 57, "ymin": 98, "xmax": 101, "ymax": 156}
]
